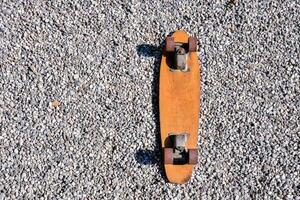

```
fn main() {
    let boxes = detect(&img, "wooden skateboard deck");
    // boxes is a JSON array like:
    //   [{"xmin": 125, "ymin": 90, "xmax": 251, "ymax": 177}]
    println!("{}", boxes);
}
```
[{"xmin": 159, "ymin": 30, "xmax": 200, "ymax": 184}]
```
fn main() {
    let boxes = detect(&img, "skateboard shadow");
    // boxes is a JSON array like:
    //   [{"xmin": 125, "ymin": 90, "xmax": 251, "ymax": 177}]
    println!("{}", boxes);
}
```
[
  {"xmin": 135, "ymin": 149, "xmax": 158, "ymax": 165},
  {"xmin": 136, "ymin": 44, "xmax": 161, "ymax": 57},
  {"xmin": 135, "ymin": 42, "xmax": 166, "ymax": 180}
]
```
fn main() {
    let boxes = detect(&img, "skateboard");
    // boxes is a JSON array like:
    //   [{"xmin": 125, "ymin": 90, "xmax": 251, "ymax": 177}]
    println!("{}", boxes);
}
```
[{"xmin": 159, "ymin": 30, "xmax": 200, "ymax": 184}]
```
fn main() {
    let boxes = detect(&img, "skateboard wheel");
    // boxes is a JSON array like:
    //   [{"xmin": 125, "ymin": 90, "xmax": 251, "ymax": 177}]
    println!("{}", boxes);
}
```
[
  {"xmin": 164, "ymin": 148, "xmax": 173, "ymax": 164},
  {"xmin": 188, "ymin": 149, "xmax": 198, "ymax": 164},
  {"xmin": 188, "ymin": 37, "xmax": 197, "ymax": 52},
  {"xmin": 166, "ymin": 37, "xmax": 175, "ymax": 52}
]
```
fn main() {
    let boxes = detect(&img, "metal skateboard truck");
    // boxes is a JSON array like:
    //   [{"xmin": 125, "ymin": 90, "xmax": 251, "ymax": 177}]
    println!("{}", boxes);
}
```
[
  {"xmin": 164, "ymin": 134, "xmax": 197, "ymax": 165},
  {"xmin": 166, "ymin": 36, "xmax": 197, "ymax": 71}
]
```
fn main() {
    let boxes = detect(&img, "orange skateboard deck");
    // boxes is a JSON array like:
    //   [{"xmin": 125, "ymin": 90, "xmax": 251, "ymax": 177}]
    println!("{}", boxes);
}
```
[{"xmin": 159, "ymin": 30, "xmax": 200, "ymax": 184}]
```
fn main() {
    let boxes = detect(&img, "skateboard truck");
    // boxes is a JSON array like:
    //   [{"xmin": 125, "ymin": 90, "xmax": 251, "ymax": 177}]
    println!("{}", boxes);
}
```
[
  {"xmin": 173, "ymin": 133, "xmax": 188, "ymax": 163},
  {"xmin": 165, "ymin": 36, "xmax": 197, "ymax": 71},
  {"xmin": 164, "ymin": 133, "xmax": 197, "ymax": 165},
  {"xmin": 175, "ymin": 46, "xmax": 188, "ymax": 71}
]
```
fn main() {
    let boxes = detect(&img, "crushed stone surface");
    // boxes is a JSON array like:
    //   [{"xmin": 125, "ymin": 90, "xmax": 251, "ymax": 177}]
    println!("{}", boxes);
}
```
[{"xmin": 0, "ymin": 1, "xmax": 299, "ymax": 199}]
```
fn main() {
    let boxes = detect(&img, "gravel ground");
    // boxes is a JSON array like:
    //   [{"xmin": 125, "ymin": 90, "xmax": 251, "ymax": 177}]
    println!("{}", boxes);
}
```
[{"xmin": 0, "ymin": 0, "xmax": 299, "ymax": 199}]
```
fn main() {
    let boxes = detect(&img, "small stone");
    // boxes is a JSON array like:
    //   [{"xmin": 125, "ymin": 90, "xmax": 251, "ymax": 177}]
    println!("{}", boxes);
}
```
[
  {"xmin": 50, "ymin": 100, "xmax": 61, "ymax": 109},
  {"xmin": 74, "ymin": 74, "xmax": 79, "ymax": 80}
]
